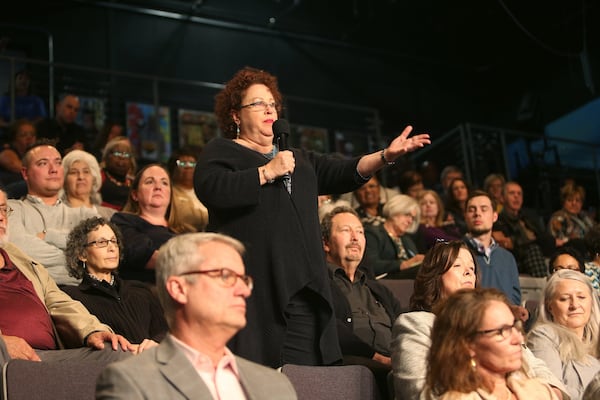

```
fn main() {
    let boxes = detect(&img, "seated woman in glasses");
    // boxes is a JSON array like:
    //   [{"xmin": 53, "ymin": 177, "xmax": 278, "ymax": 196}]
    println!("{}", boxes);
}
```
[
  {"xmin": 392, "ymin": 240, "xmax": 567, "ymax": 400},
  {"xmin": 426, "ymin": 288, "xmax": 557, "ymax": 400},
  {"xmin": 166, "ymin": 147, "xmax": 208, "ymax": 232},
  {"xmin": 527, "ymin": 269, "xmax": 600, "ymax": 400},
  {"xmin": 111, "ymin": 164, "xmax": 190, "ymax": 283},
  {"xmin": 61, "ymin": 149, "xmax": 116, "ymax": 220},
  {"xmin": 62, "ymin": 217, "xmax": 168, "ymax": 353},
  {"xmin": 100, "ymin": 136, "xmax": 136, "ymax": 211}
]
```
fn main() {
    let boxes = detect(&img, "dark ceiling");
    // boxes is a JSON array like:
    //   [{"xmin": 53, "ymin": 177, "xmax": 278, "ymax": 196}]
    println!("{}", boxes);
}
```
[{"xmin": 88, "ymin": 0, "xmax": 591, "ymax": 71}]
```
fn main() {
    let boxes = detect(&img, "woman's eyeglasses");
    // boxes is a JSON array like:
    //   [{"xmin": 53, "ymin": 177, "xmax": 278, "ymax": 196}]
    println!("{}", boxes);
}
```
[
  {"xmin": 86, "ymin": 238, "xmax": 119, "ymax": 248},
  {"xmin": 178, "ymin": 268, "xmax": 253, "ymax": 291},
  {"xmin": 475, "ymin": 320, "xmax": 521, "ymax": 341},
  {"xmin": 239, "ymin": 101, "xmax": 279, "ymax": 112},
  {"xmin": 176, "ymin": 160, "xmax": 197, "ymax": 168},
  {"xmin": 111, "ymin": 151, "xmax": 132, "ymax": 159}
]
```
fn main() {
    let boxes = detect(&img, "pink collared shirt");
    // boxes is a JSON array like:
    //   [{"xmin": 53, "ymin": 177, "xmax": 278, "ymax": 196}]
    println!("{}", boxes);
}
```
[{"xmin": 171, "ymin": 335, "xmax": 247, "ymax": 400}]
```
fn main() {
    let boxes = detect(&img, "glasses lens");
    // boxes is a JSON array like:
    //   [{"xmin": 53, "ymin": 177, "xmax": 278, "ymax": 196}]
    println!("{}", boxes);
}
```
[{"xmin": 176, "ymin": 160, "xmax": 196, "ymax": 168}]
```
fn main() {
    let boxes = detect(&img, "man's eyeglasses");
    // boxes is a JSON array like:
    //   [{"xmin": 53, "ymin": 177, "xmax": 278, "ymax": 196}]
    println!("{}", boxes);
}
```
[
  {"xmin": 475, "ymin": 320, "xmax": 521, "ymax": 341},
  {"xmin": 176, "ymin": 160, "xmax": 197, "ymax": 168},
  {"xmin": 179, "ymin": 268, "xmax": 253, "ymax": 291},
  {"xmin": 0, "ymin": 206, "xmax": 13, "ymax": 216},
  {"xmin": 239, "ymin": 101, "xmax": 279, "ymax": 112},
  {"xmin": 86, "ymin": 238, "xmax": 119, "ymax": 248},
  {"xmin": 111, "ymin": 151, "xmax": 132, "ymax": 159}
]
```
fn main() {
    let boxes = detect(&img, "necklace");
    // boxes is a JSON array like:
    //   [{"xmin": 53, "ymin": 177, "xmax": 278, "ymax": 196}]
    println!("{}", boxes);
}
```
[
  {"xmin": 104, "ymin": 170, "xmax": 131, "ymax": 187},
  {"xmin": 88, "ymin": 272, "xmax": 115, "ymax": 286}
]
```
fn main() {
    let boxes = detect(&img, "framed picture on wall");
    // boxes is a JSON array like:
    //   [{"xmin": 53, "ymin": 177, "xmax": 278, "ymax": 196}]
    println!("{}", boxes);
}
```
[
  {"xmin": 126, "ymin": 102, "xmax": 171, "ymax": 162},
  {"xmin": 177, "ymin": 109, "xmax": 220, "ymax": 154},
  {"xmin": 290, "ymin": 124, "xmax": 329, "ymax": 154}
]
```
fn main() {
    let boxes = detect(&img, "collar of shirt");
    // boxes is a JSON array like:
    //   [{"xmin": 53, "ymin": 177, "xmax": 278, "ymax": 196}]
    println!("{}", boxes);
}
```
[
  {"xmin": 466, "ymin": 235, "xmax": 498, "ymax": 262},
  {"xmin": 25, "ymin": 194, "xmax": 62, "ymax": 206},
  {"xmin": 170, "ymin": 333, "xmax": 240, "ymax": 377},
  {"xmin": 328, "ymin": 263, "xmax": 366, "ymax": 284}
]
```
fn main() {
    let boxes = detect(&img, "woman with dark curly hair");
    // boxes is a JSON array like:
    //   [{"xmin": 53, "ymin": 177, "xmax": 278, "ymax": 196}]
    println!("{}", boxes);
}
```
[
  {"xmin": 62, "ymin": 216, "xmax": 168, "ymax": 352},
  {"xmin": 194, "ymin": 66, "xmax": 430, "ymax": 368},
  {"xmin": 391, "ymin": 240, "xmax": 566, "ymax": 400}
]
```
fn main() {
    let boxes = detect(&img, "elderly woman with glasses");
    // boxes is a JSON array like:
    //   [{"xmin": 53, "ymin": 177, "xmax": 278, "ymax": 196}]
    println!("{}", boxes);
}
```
[
  {"xmin": 426, "ymin": 288, "xmax": 557, "ymax": 400},
  {"xmin": 100, "ymin": 136, "xmax": 136, "ymax": 211},
  {"xmin": 166, "ymin": 147, "xmax": 208, "ymax": 232},
  {"xmin": 61, "ymin": 149, "xmax": 115, "ymax": 220},
  {"xmin": 392, "ymin": 240, "xmax": 567, "ymax": 400},
  {"xmin": 194, "ymin": 66, "xmax": 430, "ymax": 368},
  {"xmin": 363, "ymin": 193, "xmax": 425, "ymax": 279},
  {"xmin": 62, "ymin": 217, "xmax": 168, "ymax": 353},
  {"xmin": 527, "ymin": 269, "xmax": 600, "ymax": 400}
]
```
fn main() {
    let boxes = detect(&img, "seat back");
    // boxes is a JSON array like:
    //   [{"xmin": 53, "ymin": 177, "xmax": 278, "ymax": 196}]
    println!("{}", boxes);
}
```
[
  {"xmin": 2, "ymin": 359, "xmax": 109, "ymax": 400},
  {"xmin": 281, "ymin": 364, "xmax": 379, "ymax": 400},
  {"xmin": 376, "ymin": 279, "xmax": 415, "ymax": 312}
]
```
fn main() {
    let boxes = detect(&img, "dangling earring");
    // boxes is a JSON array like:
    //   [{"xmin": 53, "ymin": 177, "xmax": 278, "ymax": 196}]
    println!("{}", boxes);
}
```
[
  {"xmin": 236, "ymin": 124, "xmax": 240, "ymax": 139},
  {"xmin": 470, "ymin": 357, "xmax": 477, "ymax": 370},
  {"xmin": 82, "ymin": 260, "xmax": 87, "ymax": 270}
]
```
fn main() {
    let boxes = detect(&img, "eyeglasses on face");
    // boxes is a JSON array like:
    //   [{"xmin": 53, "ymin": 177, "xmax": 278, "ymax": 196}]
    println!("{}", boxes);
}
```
[
  {"xmin": 475, "ymin": 320, "xmax": 521, "ymax": 341},
  {"xmin": 0, "ymin": 206, "xmax": 13, "ymax": 216},
  {"xmin": 176, "ymin": 160, "xmax": 197, "ymax": 168},
  {"xmin": 86, "ymin": 238, "xmax": 119, "ymax": 248},
  {"xmin": 178, "ymin": 267, "xmax": 253, "ymax": 291},
  {"xmin": 239, "ymin": 101, "xmax": 279, "ymax": 112},
  {"xmin": 111, "ymin": 151, "xmax": 132, "ymax": 159}
]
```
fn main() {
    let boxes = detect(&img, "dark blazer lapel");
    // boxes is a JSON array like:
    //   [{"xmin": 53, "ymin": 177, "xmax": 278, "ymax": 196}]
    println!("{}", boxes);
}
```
[{"xmin": 157, "ymin": 336, "xmax": 213, "ymax": 399}]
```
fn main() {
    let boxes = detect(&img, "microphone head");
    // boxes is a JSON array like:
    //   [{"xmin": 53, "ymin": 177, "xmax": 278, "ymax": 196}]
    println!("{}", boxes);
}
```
[{"xmin": 273, "ymin": 119, "xmax": 290, "ymax": 137}]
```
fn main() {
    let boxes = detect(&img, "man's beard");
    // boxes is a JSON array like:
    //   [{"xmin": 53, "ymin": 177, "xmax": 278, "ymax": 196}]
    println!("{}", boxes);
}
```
[{"xmin": 469, "ymin": 227, "xmax": 491, "ymax": 237}]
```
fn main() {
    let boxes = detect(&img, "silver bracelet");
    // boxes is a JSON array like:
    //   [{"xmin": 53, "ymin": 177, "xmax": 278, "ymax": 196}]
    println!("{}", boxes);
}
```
[{"xmin": 380, "ymin": 149, "xmax": 395, "ymax": 165}]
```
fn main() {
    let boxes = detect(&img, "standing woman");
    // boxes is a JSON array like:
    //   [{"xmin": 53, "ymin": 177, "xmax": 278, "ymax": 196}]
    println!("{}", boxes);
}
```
[{"xmin": 194, "ymin": 66, "xmax": 430, "ymax": 368}]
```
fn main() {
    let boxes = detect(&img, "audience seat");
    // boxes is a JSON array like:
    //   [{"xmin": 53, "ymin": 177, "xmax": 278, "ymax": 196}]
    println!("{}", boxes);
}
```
[
  {"xmin": 1, "ymin": 359, "xmax": 110, "ymax": 400},
  {"xmin": 376, "ymin": 279, "xmax": 415, "ymax": 312},
  {"xmin": 519, "ymin": 275, "xmax": 547, "ymax": 305},
  {"xmin": 281, "ymin": 364, "xmax": 380, "ymax": 400}
]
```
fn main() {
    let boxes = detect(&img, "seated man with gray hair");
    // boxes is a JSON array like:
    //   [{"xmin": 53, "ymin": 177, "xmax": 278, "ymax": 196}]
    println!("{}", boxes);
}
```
[{"xmin": 96, "ymin": 232, "xmax": 297, "ymax": 400}]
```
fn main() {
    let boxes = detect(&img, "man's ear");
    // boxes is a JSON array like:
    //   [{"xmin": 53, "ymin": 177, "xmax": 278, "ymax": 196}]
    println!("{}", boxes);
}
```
[
  {"xmin": 166, "ymin": 276, "xmax": 188, "ymax": 305},
  {"xmin": 322, "ymin": 239, "xmax": 330, "ymax": 254}
]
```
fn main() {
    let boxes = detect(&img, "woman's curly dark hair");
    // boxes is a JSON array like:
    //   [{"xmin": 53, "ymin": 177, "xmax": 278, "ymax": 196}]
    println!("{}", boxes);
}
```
[
  {"xmin": 65, "ymin": 217, "xmax": 124, "ymax": 279},
  {"xmin": 410, "ymin": 240, "xmax": 480, "ymax": 312},
  {"xmin": 214, "ymin": 66, "xmax": 283, "ymax": 138}
]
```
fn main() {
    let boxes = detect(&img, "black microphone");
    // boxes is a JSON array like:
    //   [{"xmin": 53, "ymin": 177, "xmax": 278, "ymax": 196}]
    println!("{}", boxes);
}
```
[
  {"xmin": 273, "ymin": 119, "xmax": 290, "ymax": 151},
  {"xmin": 273, "ymin": 119, "xmax": 292, "ymax": 194}
]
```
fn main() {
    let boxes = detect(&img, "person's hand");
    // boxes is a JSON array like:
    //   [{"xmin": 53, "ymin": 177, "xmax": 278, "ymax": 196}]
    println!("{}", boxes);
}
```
[
  {"xmin": 400, "ymin": 254, "xmax": 425, "ymax": 270},
  {"xmin": 372, "ymin": 352, "xmax": 391, "ymax": 367},
  {"xmin": 134, "ymin": 339, "xmax": 159, "ymax": 354},
  {"xmin": 384, "ymin": 126, "xmax": 430, "ymax": 160},
  {"xmin": 266, "ymin": 150, "xmax": 295, "ymax": 179},
  {"xmin": 86, "ymin": 331, "xmax": 136, "ymax": 352},
  {"xmin": 511, "ymin": 305, "xmax": 530, "ymax": 323},
  {"xmin": 2, "ymin": 334, "xmax": 41, "ymax": 361},
  {"xmin": 492, "ymin": 231, "xmax": 513, "ymax": 250},
  {"xmin": 508, "ymin": 373, "xmax": 557, "ymax": 400}
]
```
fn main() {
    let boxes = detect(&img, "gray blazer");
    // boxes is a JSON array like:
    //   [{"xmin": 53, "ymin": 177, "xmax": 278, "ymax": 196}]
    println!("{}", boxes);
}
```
[
  {"xmin": 528, "ymin": 324, "xmax": 600, "ymax": 400},
  {"xmin": 96, "ymin": 335, "xmax": 297, "ymax": 400},
  {"xmin": 392, "ymin": 312, "xmax": 569, "ymax": 400}
]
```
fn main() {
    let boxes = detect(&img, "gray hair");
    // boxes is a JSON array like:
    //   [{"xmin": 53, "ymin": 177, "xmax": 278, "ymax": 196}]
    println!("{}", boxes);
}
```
[
  {"xmin": 60, "ymin": 150, "xmax": 103, "ymax": 205},
  {"xmin": 382, "ymin": 194, "xmax": 420, "ymax": 233},
  {"xmin": 155, "ymin": 232, "xmax": 245, "ymax": 328},
  {"xmin": 532, "ymin": 269, "xmax": 600, "ymax": 361}
]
